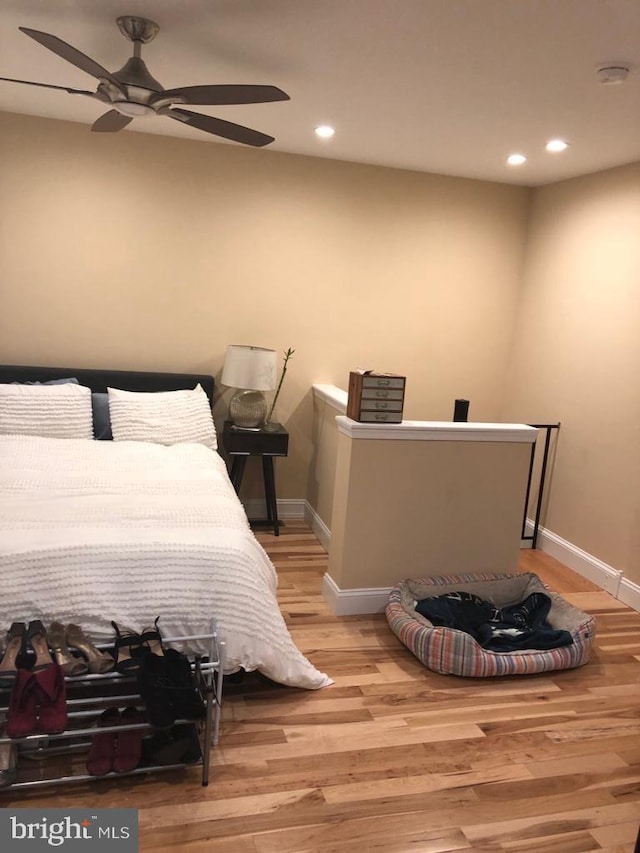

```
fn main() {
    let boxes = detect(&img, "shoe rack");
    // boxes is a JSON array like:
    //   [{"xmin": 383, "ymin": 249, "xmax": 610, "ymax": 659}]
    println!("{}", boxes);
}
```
[{"xmin": 0, "ymin": 624, "xmax": 224, "ymax": 790}]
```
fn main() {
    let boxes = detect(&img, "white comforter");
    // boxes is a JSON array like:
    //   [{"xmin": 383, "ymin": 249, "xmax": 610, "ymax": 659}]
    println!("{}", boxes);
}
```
[{"xmin": 0, "ymin": 436, "xmax": 331, "ymax": 689}]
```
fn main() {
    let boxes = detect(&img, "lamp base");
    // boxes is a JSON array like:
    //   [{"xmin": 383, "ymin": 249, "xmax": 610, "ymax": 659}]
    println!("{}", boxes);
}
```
[{"xmin": 229, "ymin": 389, "xmax": 267, "ymax": 429}]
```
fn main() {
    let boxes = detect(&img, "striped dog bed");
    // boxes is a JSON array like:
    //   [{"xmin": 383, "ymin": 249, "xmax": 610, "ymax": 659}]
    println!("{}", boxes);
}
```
[{"xmin": 386, "ymin": 572, "xmax": 595, "ymax": 677}]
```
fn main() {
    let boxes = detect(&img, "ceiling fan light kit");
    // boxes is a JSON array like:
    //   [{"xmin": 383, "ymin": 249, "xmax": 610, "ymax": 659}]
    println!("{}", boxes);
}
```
[{"xmin": 0, "ymin": 15, "xmax": 289, "ymax": 147}]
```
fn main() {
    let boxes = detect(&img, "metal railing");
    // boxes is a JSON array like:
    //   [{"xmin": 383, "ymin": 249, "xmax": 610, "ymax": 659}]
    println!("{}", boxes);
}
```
[{"xmin": 521, "ymin": 423, "xmax": 560, "ymax": 549}]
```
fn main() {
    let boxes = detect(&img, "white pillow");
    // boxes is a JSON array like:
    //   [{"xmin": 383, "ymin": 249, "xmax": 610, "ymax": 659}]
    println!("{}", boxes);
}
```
[
  {"xmin": 108, "ymin": 384, "xmax": 217, "ymax": 450},
  {"xmin": 0, "ymin": 382, "xmax": 93, "ymax": 439}
]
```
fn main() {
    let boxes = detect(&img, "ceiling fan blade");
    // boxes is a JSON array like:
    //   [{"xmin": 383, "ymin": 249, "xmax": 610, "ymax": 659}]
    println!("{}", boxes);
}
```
[
  {"xmin": 0, "ymin": 76, "xmax": 101, "ymax": 98},
  {"xmin": 167, "ymin": 108, "xmax": 275, "ymax": 147},
  {"xmin": 150, "ymin": 84, "xmax": 289, "ymax": 107},
  {"xmin": 19, "ymin": 27, "xmax": 126, "ymax": 94},
  {"xmin": 92, "ymin": 110, "xmax": 133, "ymax": 133}
]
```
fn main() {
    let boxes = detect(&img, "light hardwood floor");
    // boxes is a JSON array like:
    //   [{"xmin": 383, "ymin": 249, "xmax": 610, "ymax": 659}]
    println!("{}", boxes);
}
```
[{"xmin": 5, "ymin": 521, "xmax": 640, "ymax": 852}]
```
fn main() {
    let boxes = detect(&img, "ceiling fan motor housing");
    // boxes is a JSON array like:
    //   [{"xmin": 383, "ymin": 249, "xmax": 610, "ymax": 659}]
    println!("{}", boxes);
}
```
[{"xmin": 114, "ymin": 56, "xmax": 163, "ymax": 92}]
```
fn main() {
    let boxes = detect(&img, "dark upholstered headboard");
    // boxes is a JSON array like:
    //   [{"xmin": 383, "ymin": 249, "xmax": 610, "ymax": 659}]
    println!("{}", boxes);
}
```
[{"xmin": 0, "ymin": 364, "xmax": 215, "ymax": 407}]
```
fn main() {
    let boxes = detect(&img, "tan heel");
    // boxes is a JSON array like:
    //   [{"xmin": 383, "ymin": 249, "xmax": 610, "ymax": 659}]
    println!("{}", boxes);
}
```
[
  {"xmin": 48, "ymin": 622, "xmax": 89, "ymax": 677},
  {"xmin": 66, "ymin": 624, "xmax": 114, "ymax": 674},
  {"xmin": 0, "ymin": 622, "xmax": 26, "ymax": 685},
  {"xmin": 26, "ymin": 620, "xmax": 54, "ymax": 671}
]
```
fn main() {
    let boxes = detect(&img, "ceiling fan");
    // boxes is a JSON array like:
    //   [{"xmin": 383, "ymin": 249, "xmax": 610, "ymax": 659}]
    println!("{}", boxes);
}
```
[{"xmin": 0, "ymin": 15, "xmax": 289, "ymax": 147}]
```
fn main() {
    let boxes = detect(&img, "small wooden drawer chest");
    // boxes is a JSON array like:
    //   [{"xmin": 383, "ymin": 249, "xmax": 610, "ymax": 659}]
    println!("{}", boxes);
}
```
[{"xmin": 347, "ymin": 371, "xmax": 406, "ymax": 423}]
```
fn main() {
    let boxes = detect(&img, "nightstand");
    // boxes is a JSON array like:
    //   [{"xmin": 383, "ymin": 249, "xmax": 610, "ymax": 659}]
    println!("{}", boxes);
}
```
[{"xmin": 222, "ymin": 421, "xmax": 289, "ymax": 536}]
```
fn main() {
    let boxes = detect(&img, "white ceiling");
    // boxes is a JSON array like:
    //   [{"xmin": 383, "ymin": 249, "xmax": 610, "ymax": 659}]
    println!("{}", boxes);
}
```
[{"xmin": 1, "ymin": 0, "xmax": 639, "ymax": 186}]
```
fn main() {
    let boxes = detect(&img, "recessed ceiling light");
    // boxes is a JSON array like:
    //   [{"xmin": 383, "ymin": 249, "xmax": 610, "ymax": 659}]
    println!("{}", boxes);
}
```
[
  {"xmin": 546, "ymin": 139, "xmax": 569, "ymax": 153},
  {"xmin": 315, "ymin": 125, "xmax": 335, "ymax": 139},
  {"xmin": 507, "ymin": 153, "xmax": 527, "ymax": 166}
]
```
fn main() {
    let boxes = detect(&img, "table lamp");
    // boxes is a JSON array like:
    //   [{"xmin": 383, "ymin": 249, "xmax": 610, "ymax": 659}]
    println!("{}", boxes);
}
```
[{"xmin": 221, "ymin": 345, "xmax": 277, "ymax": 428}]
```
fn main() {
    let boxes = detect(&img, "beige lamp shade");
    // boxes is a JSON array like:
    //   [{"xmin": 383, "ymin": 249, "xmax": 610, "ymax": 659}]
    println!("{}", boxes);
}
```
[
  {"xmin": 221, "ymin": 345, "xmax": 277, "ymax": 391},
  {"xmin": 222, "ymin": 345, "xmax": 278, "ymax": 428}
]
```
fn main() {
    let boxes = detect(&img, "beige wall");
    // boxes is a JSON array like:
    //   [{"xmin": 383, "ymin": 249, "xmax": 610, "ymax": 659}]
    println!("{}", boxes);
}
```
[
  {"xmin": 0, "ymin": 110, "xmax": 530, "ymax": 500},
  {"xmin": 501, "ymin": 163, "xmax": 640, "ymax": 580},
  {"xmin": 328, "ymin": 434, "xmax": 532, "ymax": 589},
  {"xmin": 1, "ymin": 113, "xmax": 637, "ymax": 582},
  {"xmin": 307, "ymin": 395, "xmax": 341, "ymax": 530}
]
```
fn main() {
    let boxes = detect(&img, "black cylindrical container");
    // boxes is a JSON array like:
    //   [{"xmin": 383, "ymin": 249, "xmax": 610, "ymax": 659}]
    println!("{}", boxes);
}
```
[{"xmin": 453, "ymin": 399, "xmax": 469, "ymax": 422}]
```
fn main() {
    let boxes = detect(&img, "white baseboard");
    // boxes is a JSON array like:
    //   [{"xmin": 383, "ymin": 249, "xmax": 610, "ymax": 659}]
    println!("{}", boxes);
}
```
[
  {"xmin": 616, "ymin": 577, "xmax": 640, "ymax": 612},
  {"xmin": 320, "ymin": 514, "xmax": 624, "ymax": 616},
  {"xmin": 322, "ymin": 572, "xmax": 391, "ymax": 616},
  {"xmin": 241, "ymin": 502, "xmax": 633, "ymax": 612},
  {"xmin": 240, "ymin": 499, "xmax": 332, "ymax": 555},
  {"xmin": 240, "ymin": 498, "xmax": 306, "ymax": 519},
  {"xmin": 321, "ymin": 520, "xmax": 629, "ymax": 616},
  {"xmin": 524, "ymin": 518, "xmax": 623, "ymax": 597},
  {"xmin": 303, "ymin": 503, "xmax": 331, "ymax": 553}
]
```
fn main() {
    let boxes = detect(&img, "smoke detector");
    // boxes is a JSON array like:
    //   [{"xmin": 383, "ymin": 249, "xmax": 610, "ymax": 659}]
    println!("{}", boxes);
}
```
[{"xmin": 596, "ymin": 65, "xmax": 630, "ymax": 85}]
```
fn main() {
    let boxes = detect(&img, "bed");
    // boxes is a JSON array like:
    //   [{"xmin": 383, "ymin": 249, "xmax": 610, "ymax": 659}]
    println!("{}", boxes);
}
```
[{"xmin": 0, "ymin": 363, "xmax": 331, "ymax": 690}]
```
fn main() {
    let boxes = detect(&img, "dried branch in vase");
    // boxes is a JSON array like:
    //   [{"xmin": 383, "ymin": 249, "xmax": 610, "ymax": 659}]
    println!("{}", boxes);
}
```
[{"xmin": 264, "ymin": 348, "xmax": 295, "ymax": 429}]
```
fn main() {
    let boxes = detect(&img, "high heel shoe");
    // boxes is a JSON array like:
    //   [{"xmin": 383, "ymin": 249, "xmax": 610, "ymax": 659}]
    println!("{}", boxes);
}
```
[
  {"xmin": 66, "ymin": 624, "xmax": 114, "ymax": 674},
  {"xmin": 140, "ymin": 617, "xmax": 164, "ymax": 657},
  {"xmin": 25, "ymin": 621, "xmax": 67, "ymax": 734},
  {"xmin": 111, "ymin": 622, "xmax": 142, "ymax": 673},
  {"xmin": 136, "ymin": 617, "xmax": 176, "ymax": 728},
  {"xmin": 0, "ymin": 623, "xmax": 26, "ymax": 686},
  {"xmin": 48, "ymin": 622, "xmax": 89, "ymax": 677},
  {"xmin": 26, "ymin": 620, "xmax": 54, "ymax": 671}
]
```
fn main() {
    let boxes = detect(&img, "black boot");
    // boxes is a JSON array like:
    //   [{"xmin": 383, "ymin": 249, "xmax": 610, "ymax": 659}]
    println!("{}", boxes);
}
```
[
  {"xmin": 164, "ymin": 649, "xmax": 206, "ymax": 720},
  {"xmin": 143, "ymin": 724, "xmax": 202, "ymax": 766},
  {"xmin": 136, "ymin": 653, "xmax": 175, "ymax": 729}
]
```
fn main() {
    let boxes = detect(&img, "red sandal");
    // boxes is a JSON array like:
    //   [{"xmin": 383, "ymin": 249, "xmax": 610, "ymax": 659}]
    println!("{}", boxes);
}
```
[
  {"xmin": 35, "ymin": 663, "xmax": 68, "ymax": 735},
  {"xmin": 24, "ymin": 621, "xmax": 68, "ymax": 735},
  {"xmin": 5, "ymin": 669, "xmax": 38, "ymax": 739}
]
